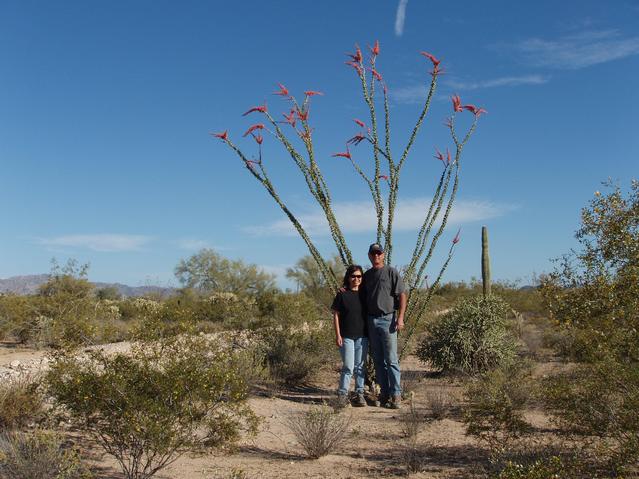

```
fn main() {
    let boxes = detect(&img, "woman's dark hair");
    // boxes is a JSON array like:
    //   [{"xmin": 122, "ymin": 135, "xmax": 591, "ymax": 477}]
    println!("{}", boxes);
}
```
[{"xmin": 342, "ymin": 264, "xmax": 364, "ymax": 289}]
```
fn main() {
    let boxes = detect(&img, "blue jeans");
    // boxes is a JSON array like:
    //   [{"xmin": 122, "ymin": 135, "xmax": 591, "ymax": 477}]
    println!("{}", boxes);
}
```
[
  {"xmin": 338, "ymin": 337, "xmax": 368, "ymax": 395},
  {"xmin": 368, "ymin": 313, "xmax": 401, "ymax": 397}
]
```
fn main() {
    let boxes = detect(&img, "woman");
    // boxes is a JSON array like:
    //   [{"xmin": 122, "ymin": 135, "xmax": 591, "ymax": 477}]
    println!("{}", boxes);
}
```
[{"xmin": 331, "ymin": 264, "xmax": 368, "ymax": 407}]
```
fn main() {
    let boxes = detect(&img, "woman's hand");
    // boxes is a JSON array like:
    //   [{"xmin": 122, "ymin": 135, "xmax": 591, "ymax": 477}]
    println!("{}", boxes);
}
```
[{"xmin": 335, "ymin": 335, "xmax": 343, "ymax": 347}]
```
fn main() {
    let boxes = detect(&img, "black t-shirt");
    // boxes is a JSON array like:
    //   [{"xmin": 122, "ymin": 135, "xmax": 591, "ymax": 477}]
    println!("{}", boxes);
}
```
[{"xmin": 331, "ymin": 289, "xmax": 367, "ymax": 339}]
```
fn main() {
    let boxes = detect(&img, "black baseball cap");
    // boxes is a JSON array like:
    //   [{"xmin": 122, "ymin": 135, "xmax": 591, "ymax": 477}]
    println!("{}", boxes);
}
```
[{"xmin": 368, "ymin": 243, "xmax": 384, "ymax": 254}]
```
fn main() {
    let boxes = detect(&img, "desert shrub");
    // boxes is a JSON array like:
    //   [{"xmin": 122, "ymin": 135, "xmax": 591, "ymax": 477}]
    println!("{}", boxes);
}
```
[
  {"xmin": 541, "ymin": 181, "xmax": 639, "ymax": 362},
  {"xmin": 45, "ymin": 334, "xmax": 258, "ymax": 479},
  {"xmin": 0, "ymin": 375, "xmax": 45, "ymax": 431},
  {"xmin": 261, "ymin": 327, "xmax": 333, "ymax": 385},
  {"xmin": 416, "ymin": 294, "xmax": 517, "ymax": 374},
  {"xmin": 425, "ymin": 388, "xmax": 451, "ymax": 420},
  {"xmin": 494, "ymin": 456, "xmax": 574, "ymax": 479},
  {"xmin": 0, "ymin": 430, "xmax": 91, "ymax": 479},
  {"xmin": 0, "ymin": 294, "xmax": 38, "ymax": 343},
  {"xmin": 543, "ymin": 358, "xmax": 639, "ymax": 473},
  {"xmin": 285, "ymin": 405, "xmax": 350, "ymax": 459},
  {"xmin": 400, "ymin": 399, "xmax": 425, "ymax": 438},
  {"xmin": 463, "ymin": 361, "xmax": 534, "ymax": 455}
]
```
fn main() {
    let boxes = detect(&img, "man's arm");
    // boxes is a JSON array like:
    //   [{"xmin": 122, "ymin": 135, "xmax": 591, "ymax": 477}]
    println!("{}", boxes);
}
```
[{"xmin": 396, "ymin": 292, "xmax": 407, "ymax": 331}]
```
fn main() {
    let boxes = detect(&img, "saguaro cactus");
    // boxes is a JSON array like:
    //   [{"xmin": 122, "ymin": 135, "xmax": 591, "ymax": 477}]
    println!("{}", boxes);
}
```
[{"xmin": 481, "ymin": 225, "xmax": 491, "ymax": 297}]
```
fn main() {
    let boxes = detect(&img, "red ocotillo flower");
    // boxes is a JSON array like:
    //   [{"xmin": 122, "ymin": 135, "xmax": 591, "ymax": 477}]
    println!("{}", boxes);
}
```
[
  {"xmin": 369, "ymin": 40, "xmax": 380, "ymax": 57},
  {"xmin": 353, "ymin": 118, "xmax": 366, "ymax": 128},
  {"xmin": 420, "ymin": 51, "xmax": 441, "ymax": 67},
  {"xmin": 252, "ymin": 133, "xmax": 263, "ymax": 145},
  {"xmin": 282, "ymin": 109, "xmax": 296, "ymax": 127},
  {"xmin": 345, "ymin": 61, "xmax": 364, "ymax": 74},
  {"xmin": 212, "ymin": 130, "xmax": 228, "ymax": 141},
  {"xmin": 463, "ymin": 104, "xmax": 487, "ymax": 117},
  {"xmin": 243, "ymin": 123, "xmax": 264, "ymax": 137},
  {"xmin": 443, "ymin": 117, "xmax": 453, "ymax": 129},
  {"xmin": 452, "ymin": 95, "xmax": 463, "ymax": 112},
  {"xmin": 452, "ymin": 228, "xmax": 461, "ymax": 244},
  {"xmin": 242, "ymin": 104, "xmax": 267, "ymax": 116},
  {"xmin": 347, "ymin": 133, "xmax": 366, "ymax": 145},
  {"xmin": 304, "ymin": 90, "xmax": 323, "ymax": 97},
  {"xmin": 346, "ymin": 45, "xmax": 363, "ymax": 64},
  {"xmin": 296, "ymin": 107, "xmax": 309, "ymax": 122},
  {"xmin": 378, "ymin": 174, "xmax": 389, "ymax": 181},
  {"xmin": 332, "ymin": 147, "xmax": 351, "ymax": 159},
  {"xmin": 370, "ymin": 68, "xmax": 383, "ymax": 82},
  {"xmin": 434, "ymin": 147, "xmax": 446, "ymax": 165},
  {"xmin": 273, "ymin": 83, "xmax": 289, "ymax": 97}
]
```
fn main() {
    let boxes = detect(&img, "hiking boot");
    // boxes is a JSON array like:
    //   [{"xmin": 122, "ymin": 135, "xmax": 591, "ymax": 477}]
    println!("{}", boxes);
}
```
[
  {"xmin": 388, "ymin": 395, "xmax": 402, "ymax": 410},
  {"xmin": 352, "ymin": 393, "xmax": 367, "ymax": 407},
  {"xmin": 376, "ymin": 394, "xmax": 389, "ymax": 408},
  {"xmin": 336, "ymin": 393, "xmax": 351, "ymax": 409}
]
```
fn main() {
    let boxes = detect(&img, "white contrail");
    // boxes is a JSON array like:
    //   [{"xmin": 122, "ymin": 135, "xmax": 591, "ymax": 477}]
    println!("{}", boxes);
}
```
[{"xmin": 395, "ymin": 0, "xmax": 408, "ymax": 36}]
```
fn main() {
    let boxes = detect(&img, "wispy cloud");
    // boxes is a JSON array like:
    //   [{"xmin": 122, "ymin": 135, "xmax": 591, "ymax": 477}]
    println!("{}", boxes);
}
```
[
  {"xmin": 445, "ymin": 74, "xmax": 550, "ymax": 91},
  {"xmin": 37, "ymin": 234, "xmax": 151, "ymax": 252},
  {"xmin": 394, "ymin": 0, "xmax": 408, "ymax": 36},
  {"xmin": 245, "ymin": 198, "xmax": 516, "ymax": 237},
  {"xmin": 515, "ymin": 30, "xmax": 639, "ymax": 69},
  {"xmin": 391, "ymin": 84, "xmax": 428, "ymax": 104},
  {"xmin": 175, "ymin": 238, "xmax": 210, "ymax": 251}
]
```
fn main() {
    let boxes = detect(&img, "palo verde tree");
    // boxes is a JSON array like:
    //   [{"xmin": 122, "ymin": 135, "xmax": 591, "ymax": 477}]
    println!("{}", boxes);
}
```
[{"xmin": 213, "ymin": 41, "xmax": 485, "ymax": 355}]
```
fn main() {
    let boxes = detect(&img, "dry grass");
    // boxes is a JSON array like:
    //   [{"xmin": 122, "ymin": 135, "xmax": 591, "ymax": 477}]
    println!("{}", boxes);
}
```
[
  {"xmin": 0, "ymin": 374, "xmax": 44, "ymax": 431},
  {"xmin": 284, "ymin": 404, "xmax": 351, "ymax": 459}
]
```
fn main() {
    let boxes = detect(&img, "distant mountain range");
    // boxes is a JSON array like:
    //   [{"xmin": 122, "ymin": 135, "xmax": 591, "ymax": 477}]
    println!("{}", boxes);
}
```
[{"xmin": 0, "ymin": 274, "xmax": 175, "ymax": 298}]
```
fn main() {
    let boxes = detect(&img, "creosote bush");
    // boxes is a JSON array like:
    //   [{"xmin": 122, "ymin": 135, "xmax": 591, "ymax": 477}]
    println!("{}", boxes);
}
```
[
  {"xmin": 0, "ymin": 375, "xmax": 45, "ymax": 431},
  {"xmin": 285, "ymin": 405, "xmax": 350, "ymax": 459},
  {"xmin": 45, "ymin": 334, "xmax": 258, "ymax": 479},
  {"xmin": 0, "ymin": 430, "xmax": 91, "ymax": 479},
  {"xmin": 417, "ymin": 294, "xmax": 516, "ymax": 374}
]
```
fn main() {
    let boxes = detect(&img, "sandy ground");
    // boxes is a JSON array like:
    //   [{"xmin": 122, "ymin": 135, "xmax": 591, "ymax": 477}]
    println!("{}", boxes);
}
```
[{"xmin": 0, "ymin": 343, "xmax": 522, "ymax": 478}]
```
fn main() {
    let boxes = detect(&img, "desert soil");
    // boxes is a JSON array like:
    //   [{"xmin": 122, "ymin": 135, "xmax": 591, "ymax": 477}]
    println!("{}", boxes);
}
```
[{"xmin": 3, "ymin": 342, "xmax": 551, "ymax": 478}]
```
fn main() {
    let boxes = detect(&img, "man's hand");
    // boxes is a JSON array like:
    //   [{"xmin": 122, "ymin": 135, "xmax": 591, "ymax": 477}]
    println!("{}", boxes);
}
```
[
  {"xmin": 336, "ymin": 335, "xmax": 343, "ymax": 347},
  {"xmin": 396, "ymin": 316, "xmax": 405, "ymax": 332}
]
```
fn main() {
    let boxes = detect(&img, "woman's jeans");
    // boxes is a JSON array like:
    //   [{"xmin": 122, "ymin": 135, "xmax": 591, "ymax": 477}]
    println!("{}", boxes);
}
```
[
  {"xmin": 338, "ymin": 336, "xmax": 368, "ymax": 395},
  {"xmin": 368, "ymin": 313, "xmax": 401, "ymax": 398}
]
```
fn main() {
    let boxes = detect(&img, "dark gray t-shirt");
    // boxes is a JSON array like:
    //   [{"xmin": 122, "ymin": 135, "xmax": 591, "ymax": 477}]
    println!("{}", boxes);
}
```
[{"xmin": 362, "ymin": 265, "xmax": 406, "ymax": 316}]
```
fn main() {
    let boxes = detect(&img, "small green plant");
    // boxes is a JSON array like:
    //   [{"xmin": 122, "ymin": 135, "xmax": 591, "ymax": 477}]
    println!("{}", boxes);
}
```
[
  {"xmin": 494, "ymin": 456, "xmax": 571, "ymax": 479},
  {"xmin": 45, "ymin": 334, "xmax": 258, "ymax": 479},
  {"xmin": 0, "ymin": 430, "xmax": 91, "ymax": 479},
  {"xmin": 417, "ymin": 294, "xmax": 516, "ymax": 374},
  {"xmin": 285, "ymin": 405, "xmax": 350, "ymax": 459},
  {"xmin": 0, "ymin": 375, "xmax": 45, "ymax": 431}
]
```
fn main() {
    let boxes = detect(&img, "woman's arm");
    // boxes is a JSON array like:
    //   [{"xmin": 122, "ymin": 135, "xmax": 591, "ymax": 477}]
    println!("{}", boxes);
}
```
[{"xmin": 333, "ymin": 310, "xmax": 343, "ymax": 347}]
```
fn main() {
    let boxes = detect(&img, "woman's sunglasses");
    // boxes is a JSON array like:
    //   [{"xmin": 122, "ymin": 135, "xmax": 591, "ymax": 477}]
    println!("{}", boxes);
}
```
[{"xmin": 350, "ymin": 274, "xmax": 362, "ymax": 279}]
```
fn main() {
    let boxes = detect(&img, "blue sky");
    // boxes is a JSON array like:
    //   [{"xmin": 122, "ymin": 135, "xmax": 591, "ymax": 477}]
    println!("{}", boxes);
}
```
[{"xmin": 1, "ymin": 1, "xmax": 637, "ymax": 289}]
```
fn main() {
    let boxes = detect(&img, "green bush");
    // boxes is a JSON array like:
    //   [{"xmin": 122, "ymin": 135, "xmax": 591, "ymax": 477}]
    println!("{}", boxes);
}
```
[
  {"xmin": 416, "ymin": 294, "xmax": 517, "ymax": 374},
  {"xmin": 543, "ymin": 358, "xmax": 639, "ymax": 473},
  {"xmin": 45, "ymin": 335, "xmax": 258, "ymax": 479},
  {"xmin": 0, "ymin": 376, "xmax": 45, "ymax": 431},
  {"xmin": 0, "ymin": 430, "xmax": 91, "ymax": 479},
  {"xmin": 494, "ymin": 456, "xmax": 573, "ymax": 479},
  {"xmin": 462, "ymin": 362, "xmax": 534, "ymax": 454}
]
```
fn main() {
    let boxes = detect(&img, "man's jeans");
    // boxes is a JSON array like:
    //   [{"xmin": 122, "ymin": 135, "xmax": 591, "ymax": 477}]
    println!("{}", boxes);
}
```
[
  {"xmin": 338, "ymin": 337, "xmax": 368, "ymax": 395},
  {"xmin": 368, "ymin": 313, "xmax": 401, "ymax": 398}
]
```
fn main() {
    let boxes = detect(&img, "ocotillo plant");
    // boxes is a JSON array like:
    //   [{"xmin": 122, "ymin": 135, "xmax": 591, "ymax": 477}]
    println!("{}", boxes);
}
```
[
  {"xmin": 213, "ymin": 42, "xmax": 485, "ymax": 354},
  {"xmin": 482, "ymin": 225, "xmax": 491, "ymax": 297}
]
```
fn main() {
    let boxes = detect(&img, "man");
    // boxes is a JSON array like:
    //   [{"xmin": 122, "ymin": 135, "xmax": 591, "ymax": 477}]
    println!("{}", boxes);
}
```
[{"xmin": 361, "ymin": 243, "xmax": 407, "ymax": 409}]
